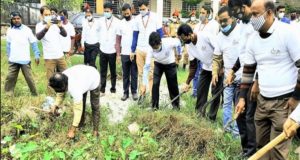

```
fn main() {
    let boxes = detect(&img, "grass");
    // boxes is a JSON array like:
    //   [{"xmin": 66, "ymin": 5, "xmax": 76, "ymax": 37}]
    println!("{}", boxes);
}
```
[{"xmin": 1, "ymin": 38, "xmax": 299, "ymax": 159}]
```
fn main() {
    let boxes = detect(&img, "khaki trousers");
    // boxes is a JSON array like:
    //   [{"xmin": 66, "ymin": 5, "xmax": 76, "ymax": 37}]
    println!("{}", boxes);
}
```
[
  {"xmin": 255, "ymin": 95, "xmax": 292, "ymax": 160},
  {"xmin": 45, "ymin": 57, "xmax": 67, "ymax": 94},
  {"xmin": 136, "ymin": 49, "xmax": 154, "ymax": 94}
]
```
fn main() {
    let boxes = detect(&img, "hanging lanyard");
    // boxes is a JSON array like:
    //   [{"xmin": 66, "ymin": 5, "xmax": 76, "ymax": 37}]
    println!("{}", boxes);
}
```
[
  {"xmin": 105, "ymin": 17, "xmax": 113, "ymax": 31},
  {"xmin": 199, "ymin": 23, "xmax": 207, "ymax": 32},
  {"xmin": 142, "ymin": 13, "xmax": 150, "ymax": 30}
]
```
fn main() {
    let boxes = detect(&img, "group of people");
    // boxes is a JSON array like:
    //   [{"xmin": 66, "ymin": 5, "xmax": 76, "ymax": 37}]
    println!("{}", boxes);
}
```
[{"xmin": 4, "ymin": 0, "xmax": 300, "ymax": 159}]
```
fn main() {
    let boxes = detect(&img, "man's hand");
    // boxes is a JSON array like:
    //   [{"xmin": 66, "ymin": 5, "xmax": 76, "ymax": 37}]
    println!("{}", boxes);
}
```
[
  {"xmin": 235, "ymin": 98, "xmax": 246, "ymax": 114},
  {"xmin": 50, "ymin": 105, "xmax": 60, "ymax": 116},
  {"xmin": 284, "ymin": 97, "xmax": 299, "ymax": 111},
  {"xmin": 225, "ymin": 69, "xmax": 234, "ymax": 85},
  {"xmin": 181, "ymin": 83, "xmax": 191, "ymax": 93},
  {"xmin": 212, "ymin": 75, "xmax": 218, "ymax": 86},
  {"xmin": 35, "ymin": 58, "xmax": 40, "ymax": 65},
  {"xmin": 177, "ymin": 55, "xmax": 182, "ymax": 61},
  {"xmin": 68, "ymin": 49, "xmax": 74, "ymax": 56},
  {"xmin": 250, "ymin": 80, "xmax": 259, "ymax": 102},
  {"xmin": 57, "ymin": 21, "xmax": 63, "ymax": 28},
  {"xmin": 283, "ymin": 118, "xmax": 300, "ymax": 138},
  {"xmin": 130, "ymin": 53, "xmax": 135, "ymax": 61},
  {"xmin": 117, "ymin": 55, "xmax": 121, "ymax": 64},
  {"xmin": 140, "ymin": 85, "xmax": 146, "ymax": 96},
  {"xmin": 45, "ymin": 20, "xmax": 52, "ymax": 29}
]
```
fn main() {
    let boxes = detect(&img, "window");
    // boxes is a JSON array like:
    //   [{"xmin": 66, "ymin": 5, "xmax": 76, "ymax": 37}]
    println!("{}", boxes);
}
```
[
  {"xmin": 163, "ymin": 0, "xmax": 171, "ymax": 17},
  {"xmin": 182, "ymin": 1, "xmax": 200, "ymax": 13}
]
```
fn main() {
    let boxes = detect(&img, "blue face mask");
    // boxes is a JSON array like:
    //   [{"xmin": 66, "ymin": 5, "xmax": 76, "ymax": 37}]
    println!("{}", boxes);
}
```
[
  {"xmin": 221, "ymin": 24, "xmax": 231, "ymax": 33},
  {"xmin": 104, "ymin": 12, "xmax": 112, "ymax": 19}
]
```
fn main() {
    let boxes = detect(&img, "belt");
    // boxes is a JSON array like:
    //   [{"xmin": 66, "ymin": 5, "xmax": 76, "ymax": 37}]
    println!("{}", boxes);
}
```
[{"xmin": 260, "ymin": 92, "xmax": 293, "ymax": 101}]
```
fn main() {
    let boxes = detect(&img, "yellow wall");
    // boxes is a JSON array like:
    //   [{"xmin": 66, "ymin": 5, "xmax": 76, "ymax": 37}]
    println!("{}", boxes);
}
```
[{"xmin": 96, "ymin": 0, "xmax": 104, "ymax": 14}]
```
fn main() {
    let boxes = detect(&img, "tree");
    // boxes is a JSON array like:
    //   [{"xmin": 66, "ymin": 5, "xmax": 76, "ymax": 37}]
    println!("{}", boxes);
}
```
[
  {"xmin": 183, "ymin": 0, "xmax": 203, "ymax": 5},
  {"xmin": 46, "ymin": 0, "xmax": 83, "ymax": 11}
]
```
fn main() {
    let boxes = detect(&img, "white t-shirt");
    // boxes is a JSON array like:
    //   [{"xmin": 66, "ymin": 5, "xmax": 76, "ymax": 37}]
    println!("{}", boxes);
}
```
[
  {"xmin": 290, "ymin": 104, "xmax": 300, "ymax": 124},
  {"xmin": 187, "ymin": 31, "xmax": 216, "ymax": 71},
  {"xmin": 63, "ymin": 65, "xmax": 100, "ymax": 103},
  {"xmin": 35, "ymin": 22, "xmax": 64, "ymax": 59},
  {"xmin": 134, "ymin": 12, "xmax": 162, "ymax": 52},
  {"xmin": 6, "ymin": 25, "xmax": 37, "ymax": 62},
  {"xmin": 98, "ymin": 16, "xmax": 120, "ymax": 54},
  {"xmin": 117, "ymin": 18, "xmax": 135, "ymax": 55},
  {"xmin": 146, "ymin": 38, "xmax": 181, "ymax": 65},
  {"xmin": 214, "ymin": 24, "xmax": 242, "ymax": 80},
  {"xmin": 194, "ymin": 19, "xmax": 220, "ymax": 35},
  {"xmin": 81, "ymin": 19, "xmax": 101, "ymax": 46},
  {"xmin": 237, "ymin": 22, "xmax": 255, "ymax": 67},
  {"xmin": 245, "ymin": 20, "xmax": 300, "ymax": 98},
  {"xmin": 61, "ymin": 21, "xmax": 75, "ymax": 52}
]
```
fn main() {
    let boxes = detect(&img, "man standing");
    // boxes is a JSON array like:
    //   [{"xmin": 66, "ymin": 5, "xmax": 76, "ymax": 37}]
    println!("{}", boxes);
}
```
[
  {"xmin": 236, "ymin": 0, "xmax": 300, "ymax": 159},
  {"xmin": 178, "ymin": 24, "xmax": 223, "ymax": 120},
  {"xmin": 276, "ymin": 5, "xmax": 290, "ymax": 24},
  {"xmin": 141, "ymin": 32, "xmax": 181, "ymax": 110},
  {"xmin": 58, "ymin": 9, "xmax": 75, "ymax": 57},
  {"xmin": 81, "ymin": 9, "xmax": 100, "ymax": 68},
  {"xmin": 194, "ymin": 6, "xmax": 219, "ymax": 35},
  {"xmin": 168, "ymin": 10, "xmax": 182, "ymax": 68},
  {"xmin": 212, "ymin": 6, "xmax": 241, "ymax": 137},
  {"xmin": 36, "ymin": 6, "xmax": 68, "ymax": 94},
  {"xmin": 227, "ymin": 0, "xmax": 257, "ymax": 157},
  {"xmin": 49, "ymin": 65, "xmax": 100, "ymax": 138},
  {"xmin": 115, "ymin": 3, "xmax": 138, "ymax": 101},
  {"xmin": 99, "ymin": 2, "xmax": 120, "ymax": 96},
  {"xmin": 131, "ymin": 0, "xmax": 163, "ymax": 97},
  {"xmin": 5, "ymin": 12, "xmax": 40, "ymax": 96}
]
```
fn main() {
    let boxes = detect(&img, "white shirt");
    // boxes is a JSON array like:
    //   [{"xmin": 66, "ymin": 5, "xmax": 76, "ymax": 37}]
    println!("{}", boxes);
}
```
[
  {"xmin": 98, "ymin": 16, "xmax": 120, "ymax": 54},
  {"xmin": 61, "ymin": 21, "xmax": 75, "ymax": 52},
  {"xmin": 117, "ymin": 18, "xmax": 135, "ymax": 55},
  {"xmin": 81, "ymin": 19, "xmax": 101, "ymax": 46},
  {"xmin": 186, "ymin": 31, "xmax": 216, "ymax": 71},
  {"xmin": 146, "ymin": 38, "xmax": 181, "ymax": 65},
  {"xmin": 63, "ymin": 65, "xmax": 100, "ymax": 103},
  {"xmin": 7, "ymin": 25, "xmax": 37, "ymax": 62},
  {"xmin": 194, "ymin": 19, "xmax": 220, "ymax": 35},
  {"xmin": 290, "ymin": 105, "xmax": 300, "ymax": 124},
  {"xmin": 214, "ymin": 24, "xmax": 242, "ymax": 80},
  {"xmin": 245, "ymin": 20, "xmax": 300, "ymax": 98},
  {"xmin": 238, "ymin": 23, "xmax": 255, "ymax": 66},
  {"xmin": 36, "ymin": 22, "xmax": 64, "ymax": 59},
  {"xmin": 134, "ymin": 12, "xmax": 162, "ymax": 52}
]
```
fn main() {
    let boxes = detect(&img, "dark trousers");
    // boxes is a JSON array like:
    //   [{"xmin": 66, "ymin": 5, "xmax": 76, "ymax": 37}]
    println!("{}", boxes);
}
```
[
  {"xmin": 152, "ymin": 62, "xmax": 179, "ymax": 109},
  {"xmin": 236, "ymin": 84, "xmax": 257, "ymax": 156},
  {"xmin": 100, "ymin": 50, "xmax": 116, "ymax": 93},
  {"xmin": 5, "ymin": 62, "xmax": 37, "ymax": 96},
  {"xmin": 121, "ymin": 55, "xmax": 138, "ymax": 95},
  {"xmin": 80, "ymin": 85, "xmax": 100, "ymax": 131},
  {"xmin": 195, "ymin": 69, "xmax": 223, "ymax": 120},
  {"xmin": 84, "ymin": 43, "xmax": 99, "ymax": 68}
]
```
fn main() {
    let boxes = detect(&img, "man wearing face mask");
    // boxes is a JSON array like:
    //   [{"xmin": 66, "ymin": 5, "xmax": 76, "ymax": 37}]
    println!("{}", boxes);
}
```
[
  {"xmin": 115, "ymin": 3, "xmax": 138, "ymax": 101},
  {"xmin": 36, "ymin": 5, "xmax": 68, "ymax": 94},
  {"xmin": 81, "ymin": 9, "xmax": 100, "ymax": 68},
  {"xmin": 212, "ymin": 6, "xmax": 241, "ymax": 138},
  {"xmin": 140, "ymin": 32, "xmax": 181, "ymax": 110},
  {"xmin": 131, "ymin": 0, "xmax": 164, "ymax": 99},
  {"xmin": 98, "ymin": 2, "xmax": 120, "ymax": 97},
  {"xmin": 235, "ymin": 0, "xmax": 300, "ymax": 159},
  {"xmin": 5, "ymin": 11, "xmax": 40, "ymax": 96},
  {"xmin": 178, "ymin": 24, "xmax": 223, "ymax": 121},
  {"xmin": 226, "ymin": 0, "xmax": 257, "ymax": 158},
  {"xmin": 168, "ymin": 10, "xmax": 182, "ymax": 68},
  {"xmin": 194, "ymin": 6, "xmax": 219, "ymax": 35},
  {"xmin": 59, "ymin": 10, "xmax": 75, "ymax": 57},
  {"xmin": 276, "ymin": 5, "xmax": 290, "ymax": 24}
]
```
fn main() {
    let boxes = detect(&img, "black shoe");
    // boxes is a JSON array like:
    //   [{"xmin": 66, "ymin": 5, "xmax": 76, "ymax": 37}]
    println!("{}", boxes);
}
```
[
  {"xmin": 121, "ymin": 94, "xmax": 129, "ymax": 101},
  {"xmin": 110, "ymin": 88, "xmax": 116, "ymax": 93},
  {"xmin": 132, "ymin": 93, "xmax": 138, "ymax": 101}
]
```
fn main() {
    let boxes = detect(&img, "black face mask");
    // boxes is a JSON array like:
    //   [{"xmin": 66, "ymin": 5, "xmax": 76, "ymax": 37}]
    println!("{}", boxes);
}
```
[
  {"xmin": 124, "ymin": 15, "xmax": 131, "ymax": 21},
  {"xmin": 184, "ymin": 39, "xmax": 192, "ymax": 44}
]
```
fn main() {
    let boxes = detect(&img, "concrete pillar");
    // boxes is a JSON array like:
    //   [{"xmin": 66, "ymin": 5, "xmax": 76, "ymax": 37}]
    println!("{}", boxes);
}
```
[
  {"xmin": 212, "ymin": 0, "xmax": 220, "ymax": 19},
  {"xmin": 156, "ymin": 0, "xmax": 163, "ymax": 23},
  {"xmin": 96, "ymin": 0, "xmax": 104, "ymax": 14},
  {"xmin": 41, "ymin": 0, "xmax": 46, "ymax": 5}
]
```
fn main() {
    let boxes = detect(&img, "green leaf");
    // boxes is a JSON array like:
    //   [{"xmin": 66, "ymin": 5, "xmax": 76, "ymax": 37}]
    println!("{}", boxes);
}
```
[
  {"xmin": 129, "ymin": 150, "xmax": 142, "ymax": 160},
  {"xmin": 56, "ymin": 151, "xmax": 65, "ymax": 159},
  {"xmin": 22, "ymin": 142, "xmax": 37, "ymax": 153},
  {"xmin": 44, "ymin": 151, "xmax": 54, "ymax": 160},
  {"xmin": 122, "ymin": 137, "xmax": 133, "ymax": 149},
  {"xmin": 108, "ymin": 135, "xmax": 115, "ymax": 146},
  {"xmin": 118, "ymin": 148, "xmax": 126, "ymax": 160},
  {"xmin": 215, "ymin": 150, "xmax": 225, "ymax": 160},
  {"xmin": 14, "ymin": 124, "xmax": 23, "ymax": 130},
  {"xmin": 3, "ymin": 136, "xmax": 13, "ymax": 143}
]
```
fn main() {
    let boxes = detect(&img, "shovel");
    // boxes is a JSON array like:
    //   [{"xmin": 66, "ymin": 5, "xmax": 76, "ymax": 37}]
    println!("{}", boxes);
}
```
[
  {"xmin": 248, "ymin": 123, "xmax": 300, "ymax": 160},
  {"xmin": 223, "ymin": 112, "xmax": 240, "ymax": 131},
  {"xmin": 163, "ymin": 92, "xmax": 185, "ymax": 109}
]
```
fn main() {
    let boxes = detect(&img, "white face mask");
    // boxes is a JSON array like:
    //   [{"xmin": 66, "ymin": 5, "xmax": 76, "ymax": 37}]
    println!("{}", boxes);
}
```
[
  {"xmin": 199, "ymin": 15, "xmax": 206, "ymax": 22},
  {"xmin": 104, "ymin": 12, "xmax": 112, "ymax": 19},
  {"xmin": 250, "ymin": 11, "xmax": 267, "ymax": 31},
  {"xmin": 140, "ymin": 10, "xmax": 148, "ymax": 16},
  {"xmin": 191, "ymin": 16, "xmax": 196, "ymax": 21},
  {"xmin": 278, "ymin": 12, "xmax": 285, "ymax": 19},
  {"xmin": 44, "ymin": 16, "xmax": 52, "ymax": 22},
  {"xmin": 86, "ymin": 16, "xmax": 93, "ymax": 21}
]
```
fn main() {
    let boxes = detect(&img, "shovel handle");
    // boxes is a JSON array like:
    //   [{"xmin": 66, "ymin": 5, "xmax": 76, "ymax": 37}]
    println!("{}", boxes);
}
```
[{"xmin": 248, "ymin": 124, "xmax": 299, "ymax": 160}]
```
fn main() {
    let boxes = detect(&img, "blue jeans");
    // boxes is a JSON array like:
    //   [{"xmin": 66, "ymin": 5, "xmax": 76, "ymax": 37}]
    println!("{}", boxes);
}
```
[
  {"xmin": 192, "ymin": 61, "xmax": 202, "ymax": 97},
  {"xmin": 223, "ymin": 82, "xmax": 240, "ymax": 135}
]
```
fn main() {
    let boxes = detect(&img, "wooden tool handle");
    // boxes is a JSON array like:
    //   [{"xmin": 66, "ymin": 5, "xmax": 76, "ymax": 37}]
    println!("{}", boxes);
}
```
[{"xmin": 248, "ymin": 124, "xmax": 299, "ymax": 160}]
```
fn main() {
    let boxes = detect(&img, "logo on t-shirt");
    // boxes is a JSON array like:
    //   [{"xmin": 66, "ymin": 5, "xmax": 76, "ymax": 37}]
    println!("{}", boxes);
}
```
[
  {"xmin": 232, "ymin": 39, "xmax": 239, "ymax": 45},
  {"xmin": 271, "ymin": 48, "xmax": 280, "ymax": 55},
  {"xmin": 201, "ymin": 46, "xmax": 206, "ymax": 51}
]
